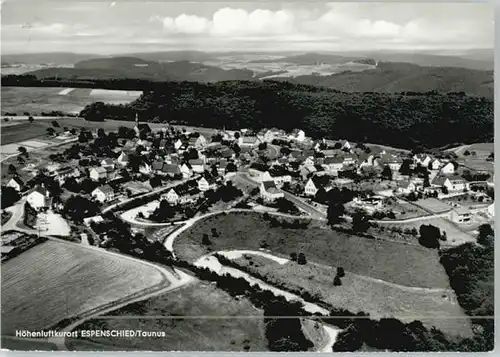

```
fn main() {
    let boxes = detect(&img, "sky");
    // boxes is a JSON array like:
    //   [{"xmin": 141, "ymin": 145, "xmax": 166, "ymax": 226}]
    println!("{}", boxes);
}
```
[{"xmin": 1, "ymin": 1, "xmax": 494, "ymax": 54}]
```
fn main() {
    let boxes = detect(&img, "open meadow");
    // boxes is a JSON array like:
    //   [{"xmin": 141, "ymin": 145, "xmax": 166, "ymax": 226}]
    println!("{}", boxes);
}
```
[
  {"xmin": 68, "ymin": 281, "xmax": 268, "ymax": 352},
  {"xmin": 1, "ymin": 87, "xmax": 142, "ymax": 115},
  {"xmin": 174, "ymin": 212, "xmax": 451, "ymax": 289},
  {"xmin": 232, "ymin": 254, "xmax": 472, "ymax": 337},
  {"xmin": 1, "ymin": 240, "xmax": 166, "ymax": 335}
]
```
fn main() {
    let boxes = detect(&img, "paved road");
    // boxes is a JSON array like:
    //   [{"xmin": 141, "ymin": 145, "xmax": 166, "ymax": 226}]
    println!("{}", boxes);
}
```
[{"xmin": 2, "ymin": 199, "xmax": 25, "ymax": 232}]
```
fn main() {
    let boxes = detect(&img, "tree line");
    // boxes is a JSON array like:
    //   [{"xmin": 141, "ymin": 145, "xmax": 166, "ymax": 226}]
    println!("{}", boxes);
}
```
[{"xmin": 3, "ymin": 75, "xmax": 493, "ymax": 149}]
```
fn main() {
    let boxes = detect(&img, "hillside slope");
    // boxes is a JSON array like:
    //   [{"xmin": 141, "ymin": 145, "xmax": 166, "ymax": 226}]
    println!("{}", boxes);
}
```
[
  {"xmin": 281, "ymin": 62, "xmax": 493, "ymax": 97},
  {"xmin": 27, "ymin": 57, "xmax": 254, "ymax": 82}
]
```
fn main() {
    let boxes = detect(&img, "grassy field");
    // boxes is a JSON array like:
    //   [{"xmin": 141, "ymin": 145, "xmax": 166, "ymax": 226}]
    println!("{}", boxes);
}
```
[
  {"xmin": 1, "ymin": 87, "xmax": 142, "ymax": 115},
  {"xmin": 382, "ymin": 217, "xmax": 476, "ymax": 246},
  {"xmin": 0, "ymin": 122, "xmax": 57, "ymax": 145},
  {"xmin": 233, "ymin": 255, "xmax": 472, "ymax": 337},
  {"xmin": 69, "ymin": 281, "xmax": 268, "ymax": 352},
  {"xmin": 175, "ymin": 212, "xmax": 451, "ymax": 289},
  {"xmin": 1, "ymin": 240, "xmax": 165, "ymax": 335}
]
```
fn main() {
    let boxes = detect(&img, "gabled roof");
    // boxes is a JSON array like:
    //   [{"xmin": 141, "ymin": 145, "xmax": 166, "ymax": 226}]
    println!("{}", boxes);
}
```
[
  {"xmin": 92, "ymin": 166, "xmax": 107, "ymax": 174},
  {"xmin": 199, "ymin": 174, "xmax": 217, "ymax": 184},
  {"xmin": 324, "ymin": 157, "xmax": 344, "ymax": 165},
  {"xmin": 95, "ymin": 184, "xmax": 114, "ymax": 195},
  {"xmin": 454, "ymin": 206, "xmax": 470, "ymax": 215},
  {"xmin": 431, "ymin": 176, "xmax": 447, "ymax": 186},
  {"xmin": 32, "ymin": 185, "xmax": 48, "ymax": 196},
  {"xmin": 241, "ymin": 136, "xmax": 258, "ymax": 144},
  {"xmin": 9, "ymin": 176, "xmax": 24, "ymax": 186},
  {"xmin": 262, "ymin": 180, "xmax": 280, "ymax": 194},
  {"xmin": 118, "ymin": 152, "xmax": 129, "ymax": 161},
  {"xmin": 189, "ymin": 159, "xmax": 204, "ymax": 166},
  {"xmin": 136, "ymin": 123, "xmax": 151, "ymax": 131},
  {"xmin": 101, "ymin": 158, "xmax": 114, "ymax": 166}
]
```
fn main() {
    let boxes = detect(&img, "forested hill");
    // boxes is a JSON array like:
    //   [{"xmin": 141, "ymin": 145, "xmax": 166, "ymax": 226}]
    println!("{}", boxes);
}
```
[
  {"xmin": 9, "ymin": 56, "xmax": 494, "ymax": 96},
  {"xmin": 272, "ymin": 62, "xmax": 493, "ymax": 98},
  {"xmin": 75, "ymin": 80, "xmax": 492, "ymax": 149}
]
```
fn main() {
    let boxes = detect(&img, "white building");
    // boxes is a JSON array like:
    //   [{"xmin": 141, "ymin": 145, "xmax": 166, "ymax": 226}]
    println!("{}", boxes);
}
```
[
  {"xmin": 91, "ymin": 185, "xmax": 115, "ymax": 203},
  {"xmin": 162, "ymin": 188, "xmax": 180, "ymax": 205},
  {"xmin": 89, "ymin": 167, "xmax": 108, "ymax": 181},
  {"xmin": 304, "ymin": 178, "xmax": 319, "ymax": 196},
  {"xmin": 440, "ymin": 162, "xmax": 456, "ymax": 175},
  {"xmin": 260, "ymin": 181, "xmax": 284, "ymax": 202},
  {"xmin": 198, "ymin": 176, "xmax": 217, "ymax": 192},
  {"xmin": 26, "ymin": 186, "xmax": 50, "ymax": 211},
  {"xmin": 450, "ymin": 207, "xmax": 472, "ymax": 224},
  {"xmin": 117, "ymin": 152, "xmax": 129, "ymax": 167},
  {"xmin": 6, "ymin": 177, "xmax": 24, "ymax": 192}
]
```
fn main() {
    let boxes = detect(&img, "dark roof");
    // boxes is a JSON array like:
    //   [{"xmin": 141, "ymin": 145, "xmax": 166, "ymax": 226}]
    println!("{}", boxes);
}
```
[
  {"xmin": 189, "ymin": 159, "xmax": 204, "ymax": 166},
  {"xmin": 101, "ymin": 158, "xmax": 114, "ymax": 166},
  {"xmin": 162, "ymin": 164, "xmax": 181, "ymax": 174},
  {"xmin": 262, "ymin": 180, "xmax": 280, "ymax": 194},
  {"xmin": 33, "ymin": 185, "xmax": 48, "ymax": 196},
  {"xmin": 324, "ymin": 157, "xmax": 344, "ymax": 164},
  {"xmin": 136, "ymin": 123, "xmax": 151, "ymax": 131},
  {"xmin": 153, "ymin": 160, "xmax": 164, "ymax": 171},
  {"xmin": 10, "ymin": 176, "xmax": 24, "ymax": 186}
]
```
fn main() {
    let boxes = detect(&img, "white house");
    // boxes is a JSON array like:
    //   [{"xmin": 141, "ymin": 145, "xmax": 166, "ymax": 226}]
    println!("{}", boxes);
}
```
[
  {"xmin": 198, "ymin": 176, "xmax": 217, "ymax": 192},
  {"xmin": 91, "ymin": 184, "xmax": 115, "ymax": 203},
  {"xmin": 260, "ymin": 181, "xmax": 284, "ymax": 202},
  {"xmin": 180, "ymin": 163, "xmax": 193, "ymax": 179},
  {"xmin": 341, "ymin": 140, "xmax": 351, "ymax": 151},
  {"xmin": 26, "ymin": 186, "xmax": 50, "ymax": 211},
  {"xmin": 6, "ymin": 177, "xmax": 24, "ymax": 192},
  {"xmin": 450, "ymin": 207, "xmax": 472, "ymax": 224},
  {"xmin": 261, "ymin": 171, "xmax": 292, "ymax": 188},
  {"xmin": 440, "ymin": 162, "xmax": 456, "ymax": 175},
  {"xmin": 431, "ymin": 175, "xmax": 468, "ymax": 192},
  {"xmin": 239, "ymin": 136, "xmax": 261, "ymax": 147},
  {"xmin": 289, "ymin": 129, "xmax": 305, "ymax": 142},
  {"xmin": 163, "ymin": 188, "xmax": 180, "ymax": 205},
  {"xmin": 89, "ymin": 167, "xmax": 108, "ymax": 181},
  {"xmin": 303, "ymin": 156, "xmax": 315, "ymax": 167},
  {"xmin": 488, "ymin": 203, "xmax": 494, "ymax": 217},
  {"xmin": 189, "ymin": 135, "xmax": 207, "ymax": 150},
  {"xmin": 323, "ymin": 157, "xmax": 344, "ymax": 173},
  {"xmin": 414, "ymin": 154, "xmax": 432, "ymax": 167},
  {"xmin": 83, "ymin": 215, "xmax": 104, "ymax": 226},
  {"xmin": 188, "ymin": 159, "xmax": 205, "ymax": 174},
  {"xmin": 117, "ymin": 152, "xmax": 129, "ymax": 167},
  {"xmin": 429, "ymin": 159, "xmax": 441, "ymax": 170},
  {"xmin": 101, "ymin": 158, "xmax": 115, "ymax": 169},
  {"xmin": 174, "ymin": 139, "xmax": 183, "ymax": 151},
  {"xmin": 304, "ymin": 178, "xmax": 319, "ymax": 196},
  {"xmin": 396, "ymin": 181, "xmax": 416, "ymax": 195}
]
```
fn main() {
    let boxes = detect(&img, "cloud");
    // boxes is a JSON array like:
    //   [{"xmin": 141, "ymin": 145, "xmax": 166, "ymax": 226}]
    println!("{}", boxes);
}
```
[{"xmin": 2, "ymin": 3, "xmax": 493, "ymax": 53}]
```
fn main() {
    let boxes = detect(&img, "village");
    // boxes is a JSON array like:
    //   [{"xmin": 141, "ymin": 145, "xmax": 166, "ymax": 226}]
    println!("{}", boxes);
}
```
[{"xmin": 1, "ymin": 114, "xmax": 495, "ymax": 256}]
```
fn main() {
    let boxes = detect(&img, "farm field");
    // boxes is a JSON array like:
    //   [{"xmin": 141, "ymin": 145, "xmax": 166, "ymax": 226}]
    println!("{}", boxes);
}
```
[
  {"xmin": 231, "ymin": 254, "xmax": 472, "ymax": 337},
  {"xmin": 1, "ymin": 87, "xmax": 142, "ymax": 115},
  {"xmin": 1, "ymin": 240, "xmax": 166, "ymax": 335},
  {"xmin": 174, "ymin": 212, "xmax": 451, "ymax": 289},
  {"xmin": 0, "ymin": 122, "xmax": 57, "ymax": 146},
  {"xmin": 69, "ymin": 281, "xmax": 268, "ymax": 352}
]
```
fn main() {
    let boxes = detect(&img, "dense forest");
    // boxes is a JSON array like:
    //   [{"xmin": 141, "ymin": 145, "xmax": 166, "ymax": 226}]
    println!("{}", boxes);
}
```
[{"xmin": 3, "ymin": 75, "xmax": 493, "ymax": 149}]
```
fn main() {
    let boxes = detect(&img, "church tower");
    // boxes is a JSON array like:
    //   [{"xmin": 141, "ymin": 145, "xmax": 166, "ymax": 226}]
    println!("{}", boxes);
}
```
[{"xmin": 134, "ymin": 112, "xmax": 140, "ymax": 137}]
